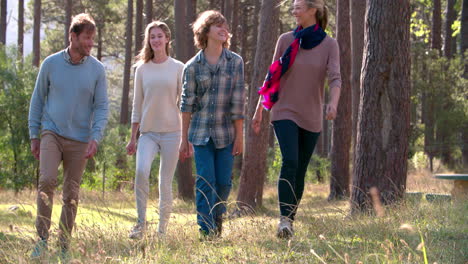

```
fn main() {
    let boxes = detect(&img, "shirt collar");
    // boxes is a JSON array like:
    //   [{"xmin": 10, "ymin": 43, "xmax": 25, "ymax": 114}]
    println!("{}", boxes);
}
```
[
  {"xmin": 63, "ymin": 48, "xmax": 88, "ymax": 65},
  {"xmin": 196, "ymin": 48, "xmax": 232, "ymax": 64}
]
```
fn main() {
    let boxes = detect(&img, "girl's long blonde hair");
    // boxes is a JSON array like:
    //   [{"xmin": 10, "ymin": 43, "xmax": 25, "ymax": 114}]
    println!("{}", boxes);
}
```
[
  {"xmin": 305, "ymin": 0, "xmax": 329, "ymax": 30},
  {"xmin": 135, "ymin": 21, "xmax": 171, "ymax": 64}
]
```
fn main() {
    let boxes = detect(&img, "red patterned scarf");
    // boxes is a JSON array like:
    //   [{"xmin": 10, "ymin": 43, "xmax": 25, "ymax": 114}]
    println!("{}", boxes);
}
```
[{"xmin": 258, "ymin": 24, "xmax": 327, "ymax": 110}]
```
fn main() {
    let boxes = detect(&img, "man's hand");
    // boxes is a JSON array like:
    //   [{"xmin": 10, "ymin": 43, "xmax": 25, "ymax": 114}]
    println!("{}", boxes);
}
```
[
  {"xmin": 31, "ymin": 139, "xmax": 40, "ymax": 160},
  {"xmin": 232, "ymin": 136, "xmax": 243, "ymax": 156},
  {"xmin": 179, "ymin": 139, "xmax": 193, "ymax": 161},
  {"xmin": 85, "ymin": 140, "xmax": 98, "ymax": 159}
]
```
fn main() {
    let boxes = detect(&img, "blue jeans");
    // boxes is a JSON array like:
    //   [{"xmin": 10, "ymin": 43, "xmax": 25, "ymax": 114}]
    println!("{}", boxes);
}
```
[{"xmin": 193, "ymin": 139, "xmax": 234, "ymax": 233}]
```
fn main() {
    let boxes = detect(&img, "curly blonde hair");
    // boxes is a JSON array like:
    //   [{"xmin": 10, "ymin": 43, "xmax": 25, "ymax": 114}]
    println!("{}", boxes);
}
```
[
  {"xmin": 135, "ymin": 21, "xmax": 172, "ymax": 64},
  {"xmin": 192, "ymin": 10, "xmax": 231, "ymax": 50}
]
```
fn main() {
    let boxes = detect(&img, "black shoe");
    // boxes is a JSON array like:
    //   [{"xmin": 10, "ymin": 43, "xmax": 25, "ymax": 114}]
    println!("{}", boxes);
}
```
[{"xmin": 215, "ymin": 216, "xmax": 223, "ymax": 236}]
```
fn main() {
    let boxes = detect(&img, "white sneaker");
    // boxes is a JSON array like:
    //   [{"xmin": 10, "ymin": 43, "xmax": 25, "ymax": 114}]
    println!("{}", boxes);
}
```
[
  {"xmin": 129, "ymin": 222, "xmax": 146, "ymax": 239},
  {"xmin": 277, "ymin": 216, "xmax": 294, "ymax": 239}
]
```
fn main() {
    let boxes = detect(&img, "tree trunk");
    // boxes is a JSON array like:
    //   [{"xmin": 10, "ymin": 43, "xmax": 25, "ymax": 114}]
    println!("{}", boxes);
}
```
[
  {"xmin": 33, "ymin": 0, "xmax": 41, "ymax": 67},
  {"xmin": 18, "ymin": 0, "xmax": 24, "ymax": 57},
  {"xmin": 0, "ymin": 0, "xmax": 5, "ymax": 46},
  {"xmin": 97, "ymin": 25, "xmax": 103, "ymax": 61},
  {"xmin": 145, "ymin": 0, "xmax": 153, "ymax": 25},
  {"xmin": 135, "ymin": 0, "xmax": 143, "ymax": 56},
  {"xmin": 461, "ymin": 0, "xmax": 468, "ymax": 166},
  {"xmin": 223, "ymin": 0, "xmax": 233, "ymax": 24},
  {"xmin": 230, "ymin": 0, "xmax": 239, "ymax": 53},
  {"xmin": 186, "ymin": 0, "xmax": 197, "ymax": 59},
  {"xmin": 329, "ymin": 0, "xmax": 352, "ymax": 201},
  {"xmin": 174, "ymin": 0, "xmax": 186, "ymax": 61},
  {"xmin": 120, "ymin": 0, "xmax": 133, "ymax": 125},
  {"xmin": 236, "ymin": 0, "xmax": 280, "ymax": 212},
  {"xmin": 64, "ymin": 0, "xmax": 72, "ymax": 48},
  {"xmin": 431, "ymin": 0, "xmax": 442, "ymax": 52},
  {"xmin": 444, "ymin": 0, "xmax": 456, "ymax": 58},
  {"xmin": 350, "ymin": 0, "xmax": 365, "ymax": 159},
  {"xmin": 175, "ymin": 159, "xmax": 195, "ymax": 200},
  {"xmin": 174, "ymin": 0, "xmax": 195, "ymax": 200},
  {"xmin": 351, "ymin": 0, "xmax": 411, "ymax": 213}
]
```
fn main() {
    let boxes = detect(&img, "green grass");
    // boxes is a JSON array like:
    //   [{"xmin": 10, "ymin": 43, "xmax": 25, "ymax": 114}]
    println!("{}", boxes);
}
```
[{"xmin": 0, "ymin": 171, "xmax": 466, "ymax": 263}]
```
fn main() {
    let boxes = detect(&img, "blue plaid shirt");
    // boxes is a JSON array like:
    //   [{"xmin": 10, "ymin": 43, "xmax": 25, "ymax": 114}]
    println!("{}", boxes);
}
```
[{"xmin": 180, "ymin": 49, "xmax": 245, "ymax": 148}]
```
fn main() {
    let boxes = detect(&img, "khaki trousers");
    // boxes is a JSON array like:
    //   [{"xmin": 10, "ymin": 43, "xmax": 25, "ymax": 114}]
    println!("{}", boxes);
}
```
[{"xmin": 36, "ymin": 131, "xmax": 88, "ymax": 248}]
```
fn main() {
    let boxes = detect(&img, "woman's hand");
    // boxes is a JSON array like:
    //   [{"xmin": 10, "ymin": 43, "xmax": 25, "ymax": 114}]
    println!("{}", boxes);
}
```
[
  {"xmin": 252, "ymin": 107, "xmax": 263, "ymax": 134},
  {"xmin": 325, "ymin": 103, "xmax": 337, "ymax": 120},
  {"xmin": 232, "ymin": 136, "xmax": 243, "ymax": 156},
  {"xmin": 126, "ymin": 139, "xmax": 137, "ymax": 155}
]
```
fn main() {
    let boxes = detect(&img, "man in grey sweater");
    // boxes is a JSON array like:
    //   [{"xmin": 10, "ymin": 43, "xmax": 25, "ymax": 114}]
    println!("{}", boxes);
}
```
[{"xmin": 28, "ymin": 13, "xmax": 108, "ymax": 258}]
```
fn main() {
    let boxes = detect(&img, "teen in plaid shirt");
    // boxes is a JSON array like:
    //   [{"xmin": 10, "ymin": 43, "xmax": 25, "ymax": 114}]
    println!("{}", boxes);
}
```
[{"xmin": 180, "ymin": 10, "xmax": 245, "ymax": 237}]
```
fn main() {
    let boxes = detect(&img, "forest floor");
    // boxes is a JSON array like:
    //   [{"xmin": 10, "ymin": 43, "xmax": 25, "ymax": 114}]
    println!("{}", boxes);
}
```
[{"xmin": 0, "ymin": 170, "xmax": 466, "ymax": 263}]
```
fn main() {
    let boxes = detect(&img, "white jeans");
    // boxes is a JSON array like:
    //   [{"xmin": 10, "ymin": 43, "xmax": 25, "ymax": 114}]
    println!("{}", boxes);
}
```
[{"xmin": 134, "ymin": 131, "xmax": 181, "ymax": 234}]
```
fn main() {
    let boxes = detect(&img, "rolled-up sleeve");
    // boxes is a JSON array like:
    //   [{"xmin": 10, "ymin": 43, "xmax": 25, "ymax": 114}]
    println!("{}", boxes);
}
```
[
  {"xmin": 327, "ymin": 39, "xmax": 342, "ymax": 90},
  {"xmin": 28, "ymin": 59, "xmax": 50, "ymax": 139},
  {"xmin": 230, "ymin": 57, "xmax": 245, "ymax": 120},
  {"xmin": 90, "ymin": 66, "xmax": 109, "ymax": 143},
  {"xmin": 180, "ymin": 64, "xmax": 197, "ymax": 113}
]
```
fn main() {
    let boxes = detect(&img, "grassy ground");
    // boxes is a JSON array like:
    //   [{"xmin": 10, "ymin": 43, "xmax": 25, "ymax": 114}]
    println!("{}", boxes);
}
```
[{"xmin": 0, "ymin": 170, "xmax": 466, "ymax": 263}]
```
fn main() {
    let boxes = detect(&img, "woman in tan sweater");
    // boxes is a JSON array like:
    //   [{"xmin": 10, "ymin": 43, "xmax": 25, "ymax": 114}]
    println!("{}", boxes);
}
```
[
  {"xmin": 126, "ymin": 21, "xmax": 184, "ymax": 239},
  {"xmin": 252, "ymin": 0, "xmax": 341, "ymax": 239}
]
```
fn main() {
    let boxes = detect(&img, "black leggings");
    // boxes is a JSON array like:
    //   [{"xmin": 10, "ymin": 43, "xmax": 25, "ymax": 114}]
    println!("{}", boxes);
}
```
[{"xmin": 273, "ymin": 120, "xmax": 320, "ymax": 220}]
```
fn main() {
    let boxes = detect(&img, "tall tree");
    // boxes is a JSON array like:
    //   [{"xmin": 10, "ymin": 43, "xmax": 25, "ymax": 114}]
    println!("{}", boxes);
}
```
[
  {"xmin": 350, "ymin": 0, "xmax": 365, "ymax": 156},
  {"xmin": 33, "ymin": 0, "xmax": 41, "ymax": 67},
  {"xmin": 64, "ymin": 0, "xmax": 72, "ymax": 47},
  {"xmin": 135, "ymin": 0, "xmax": 143, "ymax": 56},
  {"xmin": 230, "ymin": 0, "xmax": 239, "ymax": 52},
  {"xmin": 237, "ymin": 0, "xmax": 280, "ymax": 211},
  {"xmin": 444, "ymin": 0, "xmax": 456, "ymax": 58},
  {"xmin": 0, "ymin": 0, "xmax": 6, "ymax": 45},
  {"xmin": 145, "ymin": 0, "xmax": 153, "ymax": 25},
  {"xmin": 174, "ymin": 0, "xmax": 194, "ymax": 200},
  {"xmin": 351, "ymin": 0, "xmax": 411, "ymax": 212},
  {"xmin": 329, "ymin": 0, "xmax": 352, "ymax": 201},
  {"xmin": 18, "ymin": 0, "xmax": 25, "ymax": 57},
  {"xmin": 224, "ymin": 0, "xmax": 233, "ymax": 24},
  {"xmin": 461, "ymin": 0, "xmax": 468, "ymax": 166},
  {"xmin": 186, "ymin": 0, "xmax": 197, "ymax": 58},
  {"xmin": 431, "ymin": 0, "xmax": 442, "ymax": 52},
  {"xmin": 174, "ymin": 0, "xmax": 186, "ymax": 61},
  {"xmin": 120, "ymin": 0, "xmax": 133, "ymax": 124}
]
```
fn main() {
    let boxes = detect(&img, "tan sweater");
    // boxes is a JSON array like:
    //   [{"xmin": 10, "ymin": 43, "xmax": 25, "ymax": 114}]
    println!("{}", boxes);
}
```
[
  {"xmin": 131, "ymin": 57, "xmax": 184, "ymax": 133},
  {"xmin": 270, "ymin": 32, "xmax": 342, "ymax": 132}
]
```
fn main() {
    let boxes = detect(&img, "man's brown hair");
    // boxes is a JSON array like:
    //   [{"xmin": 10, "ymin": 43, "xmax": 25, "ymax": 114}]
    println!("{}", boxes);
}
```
[{"xmin": 69, "ymin": 13, "xmax": 96, "ymax": 36}]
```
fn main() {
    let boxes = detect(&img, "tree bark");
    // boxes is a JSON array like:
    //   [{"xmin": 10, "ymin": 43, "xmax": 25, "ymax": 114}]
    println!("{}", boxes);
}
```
[
  {"xmin": 18, "ymin": 0, "xmax": 24, "ymax": 57},
  {"xmin": 174, "ymin": 0, "xmax": 195, "ymax": 200},
  {"xmin": 444, "ymin": 0, "xmax": 456, "ymax": 58},
  {"xmin": 350, "ymin": 0, "xmax": 365, "ymax": 159},
  {"xmin": 236, "ymin": 0, "xmax": 280, "ymax": 211},
  {"xmin": 186, "ymin": 0, "xmax": 197, "ymax": 59},
  {"xmin": 431, "ymin": 0, "xmax": 442, "ymax": 52},
  {"xmin": 135, "ymin": 0, "xmax": 143, "ymax": 56},
  {"xmin": 230, "ymin": 0, "xmax": 239, "ymax": 52},
  {"xmin": 33, "ymin": 0, "xmax": 41, "ymax": 67},
  {"xmin": 223, "ymin": 0, "xmax": 233, "ymax": 24},
  {"xmin": 145, "ymin": 0, "xmax": 153, "ymax": 25},
  {"xmin": 461, "ymin": 0, "xmax": 468, "ymax": 166},
  {"xmin": 174, "ymin": 0, "xmax": 186, "ymax": 61},
  {"xmin": 351, "ymin": 0, "xmax": 411, "ymax": 213},
  {"xmin": 97, "ymin": 25, "xmax": 103, "ymax": 61},
  {"xmin": 0, "ymin": 0, "xmax": 5, "ymax": 46},
  {"xmin": 65, "ymin": 0, "xmax": 72, "ymax": 48},
  {"xmin": 329, "ymin": 0, "xmax": 352, "ymax": 201},
  {"xmin": 120, "ymin": 0, "xmax": 133, "ymax": 124}
]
